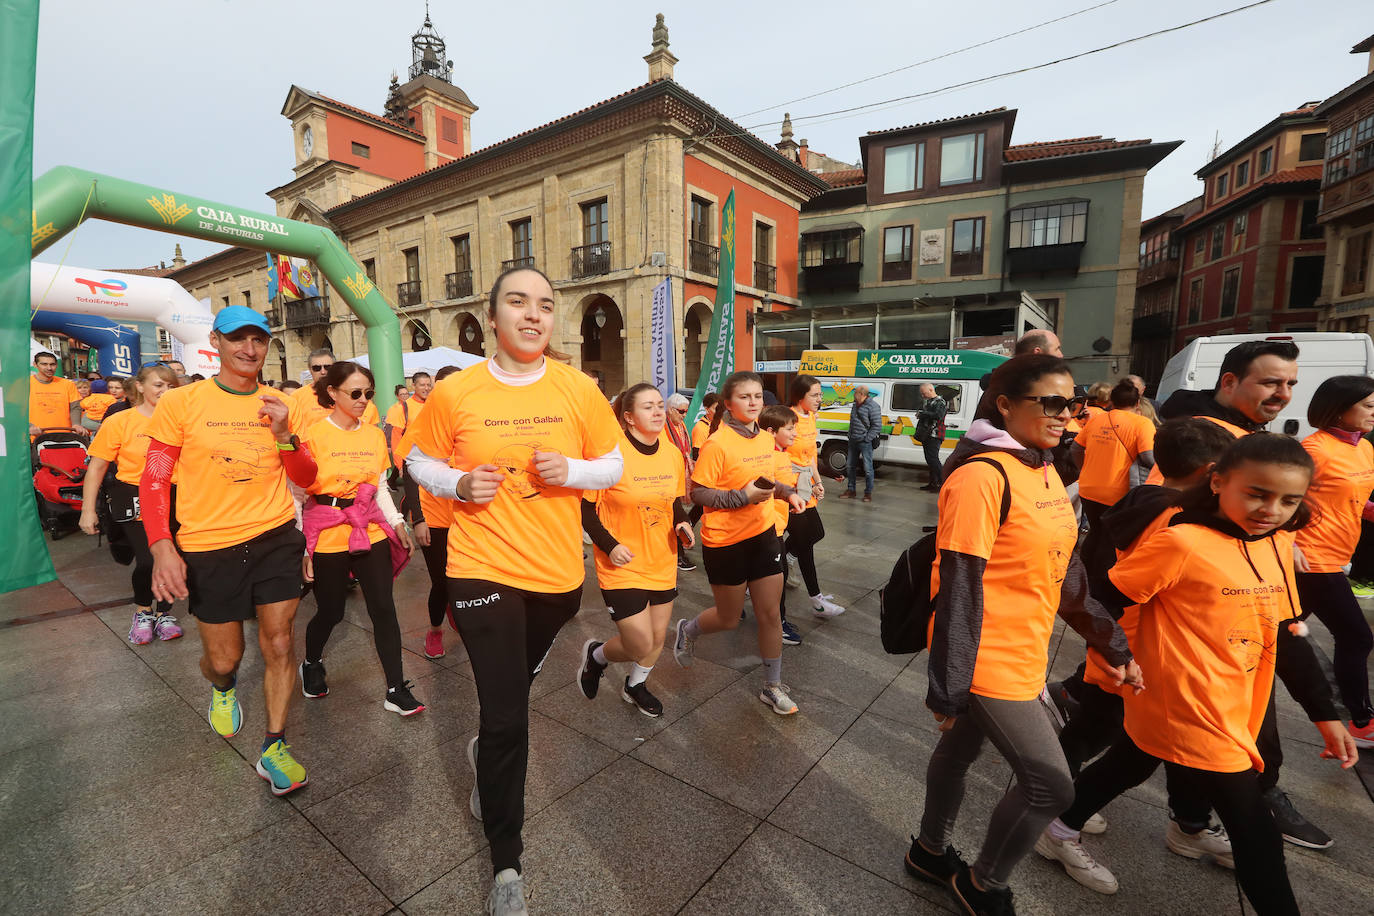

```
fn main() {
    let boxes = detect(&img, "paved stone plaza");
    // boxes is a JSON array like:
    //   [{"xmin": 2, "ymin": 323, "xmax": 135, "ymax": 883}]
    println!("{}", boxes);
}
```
[{"xmin": 2, "ymin": 466, "xmax": 1370, "ymax": 915}]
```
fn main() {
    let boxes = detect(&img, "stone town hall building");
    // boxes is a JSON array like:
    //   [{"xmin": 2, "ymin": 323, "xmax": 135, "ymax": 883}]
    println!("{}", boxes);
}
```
[{"xmin": 165, "ymin": 13, "xmax": 826, "ymax": 391}]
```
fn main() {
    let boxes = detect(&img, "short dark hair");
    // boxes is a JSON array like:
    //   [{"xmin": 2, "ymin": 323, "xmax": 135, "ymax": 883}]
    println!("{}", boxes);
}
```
[
  {"xmin": 1152, "ymin": 417, "xmax": 1238, "ymax": 480},
  {"xmin": 394, "ymin": 384, "xmax": 408, "ymax": 396},
  {"xmin": 787, "ymin": 374, "xmax": 821, "ymax": 408},
  {"xmin": 701, "ymin": 392, "xmax": 719, "ymax": 411},
  {"xmin": 315, "ymin": 360, "xmax": 374, "ymax": 408},
  {"xmin": 759, "ymin": 405, "xmax": 798, "ymax": 432},
  {"xmin": 1109, "ymin": 379, "xmax": 1140, "ymax": 409},
  {"xmin": 1014, "ymin": 329, "xmax": 1055, "ymax": 356},
  {"xmin": 411, "ymin": 371, "xmax": 432, "ymax": 382},
  {"xmin": 1306, "ymin": 375, "xmax": 1374, "ymax": 430},
  {"xmin": 282, "ymin": 379, "xmax": 302, "ymax": 390},
  {"xmin": 1179, "ymin": 432, "xmax": 1314, "ymax": 531},
  {"xmin": 975, "ymin": 354, "xmax": 1073, "ymax": 429},
  {"xmin": 1214, "ymin": 340, "xmax": 1299, "ymax": 390},
  {"xmin": 34, "ymin": 351, "xmax": 56, "ymax": 364},
  {"xmin": 435, "ymin": 365, "xmax": 462, "ymax": 382}
]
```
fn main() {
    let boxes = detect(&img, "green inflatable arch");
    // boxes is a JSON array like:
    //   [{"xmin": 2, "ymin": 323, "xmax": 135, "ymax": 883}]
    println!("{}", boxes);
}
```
[{"xmin": 31, "ymin": 166, "xmax": 403, "ymax": 413}]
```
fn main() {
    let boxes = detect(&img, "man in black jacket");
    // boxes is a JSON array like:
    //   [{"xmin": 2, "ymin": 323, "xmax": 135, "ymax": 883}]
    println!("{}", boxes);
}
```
[{"xmin": 841, "ymin": 385, "xmax": 881, "ymax": 502}]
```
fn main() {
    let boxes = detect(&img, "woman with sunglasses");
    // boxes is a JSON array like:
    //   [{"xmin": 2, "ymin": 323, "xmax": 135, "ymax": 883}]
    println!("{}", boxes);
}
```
[
  {"xmin": 296, "ymin": 361, "xmax": 423, "ymax": 716},
  {"xmin": 905, "ymin": 355, "xmax": 1138, "ymax": 916}
]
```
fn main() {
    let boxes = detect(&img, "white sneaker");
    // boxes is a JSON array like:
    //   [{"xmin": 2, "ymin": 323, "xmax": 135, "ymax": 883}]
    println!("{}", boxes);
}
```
[
  {"xmin": 1034, "ymin": 830, "xmax": 1118, "ymax": 894},
  {"xmin": 810, "ymin": 594, "xmax": 845, "ymax": 617},
  {"xmin": 786, "ymin": 554, "xmax": 801, "ymax": 588},
  {"xmin": 466, "ymin": 736, "xmax": 482, "ymax": 821},
  {"xmin": 759, "ymin": 682, "xmax": 798, "ymax": 715},
  {"xmin": 487, "ymin": 868, "xmax": 529, "ymax": 915},
  {"xmin": 1082, "ymin": 812, "xmax": 1107, "ymax": 835},
  {"xmin": 1166, "ymin": 821, "xmax": 1235, "ymax": 869}
]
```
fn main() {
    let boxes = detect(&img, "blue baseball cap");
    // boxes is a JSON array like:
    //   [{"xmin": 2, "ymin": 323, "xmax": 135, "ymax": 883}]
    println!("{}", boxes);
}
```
[{"xmin": 213, "ymin": 305, "xmax": 271, "ymax": 335}]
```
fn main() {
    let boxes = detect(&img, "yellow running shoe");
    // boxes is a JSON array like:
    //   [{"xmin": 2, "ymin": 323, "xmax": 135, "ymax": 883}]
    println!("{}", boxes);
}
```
[
  {"xmin": 208, "ymin": 684, "xmax": 242, "ymax": 737},
  {"xmin": 256, "ymin": 740, "xmax": 308, "ymax": 796}
]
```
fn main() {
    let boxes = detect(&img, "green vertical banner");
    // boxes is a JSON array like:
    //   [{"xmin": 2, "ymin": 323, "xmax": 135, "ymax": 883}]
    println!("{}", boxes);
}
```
[
  {"xmin": 685, "ymin": 189, "xmax": 736, "ymax": 428},
  {"xmin": 0, "ymin": 0, "xmax": 55, "ymax": 591}
]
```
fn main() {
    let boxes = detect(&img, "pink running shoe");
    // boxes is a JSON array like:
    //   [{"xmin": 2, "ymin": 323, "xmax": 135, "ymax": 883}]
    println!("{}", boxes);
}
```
[
  {"xmin": 128, "ymin": 611, "xmax": 156, "ymax": 646},
  {"xmin": 424, "ymin": 629, "xmax": 445, "ymax": 659},
  {"xmin": 154, "ymin": 614, "xmax": 183, "ymax": 641}
]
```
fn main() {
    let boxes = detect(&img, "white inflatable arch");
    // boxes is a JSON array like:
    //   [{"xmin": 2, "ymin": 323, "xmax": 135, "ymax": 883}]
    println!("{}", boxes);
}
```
[{"xmin": 30, "ymin": 262, "xmax": 220, "ymax": 375}]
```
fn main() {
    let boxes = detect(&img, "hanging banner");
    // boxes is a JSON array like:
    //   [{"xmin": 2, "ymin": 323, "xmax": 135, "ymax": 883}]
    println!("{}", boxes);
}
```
[
  {"xmin": 649, "ymin": 278, "xmax": 676, "ymax": 400},
  {"xmin": 2, "ymin": 0, "xmax": 55, "ymax": 591},
  {"xmin": 685, "ymin": 189, "xmax": 735, "ymax": 428}
]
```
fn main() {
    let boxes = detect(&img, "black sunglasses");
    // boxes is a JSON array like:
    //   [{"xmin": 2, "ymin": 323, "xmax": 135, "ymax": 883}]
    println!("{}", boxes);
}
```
[
  {"xmin": 1020, "ymin": 395, "xmax": 1089, "ymax": 417},
  {"xmin": 310, "ymin": 363, "xmax": 332, "ymax": 372},
  {"xmin": 340, "ymin": 388, "xmax": 375, "ymax": 401}
]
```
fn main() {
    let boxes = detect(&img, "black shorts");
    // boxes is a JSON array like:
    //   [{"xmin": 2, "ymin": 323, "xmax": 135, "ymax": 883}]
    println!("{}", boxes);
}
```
[
  {"xmin": 702, "ymin": 528, "xmax": 784, "ymax": 586},
  {"xmin": 184, "ymin": 521, "xmax": 305, "ymax": 623},
  {"xmin": 600, "ymin": 587, "xmax": 678, "ymax": 621}
]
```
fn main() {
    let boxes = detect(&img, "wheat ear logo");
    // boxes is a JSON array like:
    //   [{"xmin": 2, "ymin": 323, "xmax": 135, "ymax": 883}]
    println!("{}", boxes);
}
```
[
  {"xmin": 31, "ymin": 210, "xmax": 56, "ymax": 247},
  {"xmin": 342, "ymin": 271, "xmax": 374, "ymax": 299},
  {"xmin": 861, "ymin": 354, "xmax": 888, "ymax": 375},
  {"xmin": 146, "ymin": 193, "xmax": 192, "ymax": 226}
]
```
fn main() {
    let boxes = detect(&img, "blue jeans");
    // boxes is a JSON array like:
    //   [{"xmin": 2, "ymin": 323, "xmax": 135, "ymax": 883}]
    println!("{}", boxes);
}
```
[{"xmin": 846, "ymin": 439, "xmax": 873, "ymax": 495}]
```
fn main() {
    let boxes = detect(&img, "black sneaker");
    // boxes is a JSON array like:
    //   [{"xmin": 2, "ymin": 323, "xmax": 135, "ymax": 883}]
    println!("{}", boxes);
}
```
[
  {"xmin": 1262, "ymin": 786, "xmax": 1333, "ymax": 849},
  {"xmin": 904, "ymin": 836, "xmax": 966, "ymax": 887},
  {"xmin": 621, "ymin": 678, "xmax": 664, "ymax": 717},
  {"xmin": 951, "ymin": 864, "xmax": 1016, "ymax": 916},
  {"xmin": 677, "ymin": 553, "xmax": 697, "ymax": 571},
  {"xmin": 300, "ymin": 660, "xmax": 328, "ymax": 698},
  {"xmin": 578, "ymin": 639, "xmax": 606, "ymax": 700},
  {"xmin": 384, "ymin": 680, "xmax": 425, "ymax": 717},
  {"xmin": 781, "ymin": 620, "xmax": 803, "ymax": 646}
]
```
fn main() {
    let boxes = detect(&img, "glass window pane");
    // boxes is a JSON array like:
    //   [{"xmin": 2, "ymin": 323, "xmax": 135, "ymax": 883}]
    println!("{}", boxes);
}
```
[
  {"xmin": 884, "ymin": 144, "xmax": 917, "ymax": 194},
  {"xmin": 940, "ymin": 133, "xmax": 978, "ymax": 185}
]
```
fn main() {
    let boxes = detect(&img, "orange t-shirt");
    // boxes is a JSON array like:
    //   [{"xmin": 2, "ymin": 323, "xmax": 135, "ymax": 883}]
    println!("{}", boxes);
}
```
[
  {"xmin": 772, "ymin": 449, "xmax": 799, "ymax": 535},
  {"xmin": 395, "ymin": 423, "xmax": 455, "ymax": 529},
  {"xmin": 1144, "ymin": 414, "xmax": 1249, "ymax": 486},
  {"xmin": 80, "ymin": 393, "xmax": 116, "ymax": 423},
  {"xmin": 1110, "ymin": 523, "xmax": 1286, "ymax": 772},
  {"xmin": 1297, "ymin": 431, "xmax": 1374, "ymax": 572},
  {"xmin": 930, "ymin": 452, "xmax": 1081, "ymax": 702},
  {"xmin": 588, "ymin": 431, "xmax": 685, "ymax": 591},
  {"xmin": 386, "ymin": 396, "xmax": 426, "ymax": 467},
  {"xmin": 1077, "ymin": 409, "xmax": 1157, "ymax": 505},
  {"xmin": 302, "ymin": 418, "xmax": 391, "ymax": 554},
  {"xmin": 786, "ymin": 410, "xmax": 820, "ymax": 509},
  {"xmin": 89, "ymin": 408, "xmax": 162, "ymax": 487},
  {"xmin": 293, "ymin": 383, "xmax": 380, "ymax": 434},
  {"xmin": 29, "ymin": 376, "xmax": 80, "ymax": 432},
  {"xmin": 693, "ymin": 422, "xmax": 779, "ymax": 548},
  {"xmin": 146, "ymin": 380, "xmax": 303, "ymax": 552},
  {"xmin": 407, "ymin": 360, "xmax": 621, "ymax": 593},
  {"xmin": 691, "ymin": 419, "xmax": 711, "ymax": 452}
]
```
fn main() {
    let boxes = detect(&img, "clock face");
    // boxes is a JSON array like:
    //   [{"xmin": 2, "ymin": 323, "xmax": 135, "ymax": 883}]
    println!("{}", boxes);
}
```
[{"xmin": 302, "ymin": 126, "xmax": 314, "ymax": 157}]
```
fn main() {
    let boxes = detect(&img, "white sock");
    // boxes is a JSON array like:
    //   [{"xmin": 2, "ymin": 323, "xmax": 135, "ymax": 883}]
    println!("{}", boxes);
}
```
[
  {"xmin": 628, "ymin": 663, "xmax": 652, "ymax": 686},
  {"xmin": 762, "ymin": 656, "xmax": 782, "ymax": 684},
  {"xmin": 592, "ymin": 643, "xmax": 609, "ymax": 666},
  {"xmin": 1047, "ymin": 817, "xmax": 1079, "ymax": 842}
]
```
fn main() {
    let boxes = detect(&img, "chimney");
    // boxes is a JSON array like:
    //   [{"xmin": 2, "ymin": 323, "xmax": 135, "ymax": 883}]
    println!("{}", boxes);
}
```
[
  {"xmin": 799, "ymin": 139, "xmax": 809, "ymax": 169},
  {"xmin": 644, "ymin": 13, "xmax": 678, "ymax": 82}
]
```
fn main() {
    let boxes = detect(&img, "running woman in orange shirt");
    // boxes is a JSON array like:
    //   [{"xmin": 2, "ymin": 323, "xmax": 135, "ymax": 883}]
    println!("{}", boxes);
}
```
[
  {"xmin": 405, "ymin": 267, "xmax": 622, "ymax": 913},
  {"xmin": 79, "ymin": 364, "xmax": 183, "ymax": 645},
  {"xmin": 292, "ymin": 347, "xmax": 380, "ymax": 431},
  {"xmin": 784, "ymin": 374, "xmax": 843, "ymax": 622},
  {"xmin": 578, "ymin": 383, "xmax": 693, "ymax": 717},
  {"xmin": 672, "ymin": 371, "xmax": 807, "ymax": 716},
  {"xmin": 142, "ymin": 306, "xmax": 317, "ymax": 797},
  {"xmin": 296, "ymin": 361, "xmax": 422, "ymax": 717},
  {"xmin": 1293, "ymin": 376, "xmax": 1374, "ymax": 746},
  {"xmin": 905, "ymin": 355, "xmax": 1138, "ymax": 915},
  {"xmin": 1047, "ymin": 434, "xmax": 1357, "ymax": 913}
]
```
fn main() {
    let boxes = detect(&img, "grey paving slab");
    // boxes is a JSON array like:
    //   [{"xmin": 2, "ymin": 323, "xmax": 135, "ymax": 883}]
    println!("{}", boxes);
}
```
[
  {"xmin": 680, "ymin": 822, "xmax": 932, "ymax": 915},
  {"xmin": 766, "ymin": 619, "xmax": 909, "ymax": 711},
  {"xmin": 0, "ymin": 578, "xmax": 80, "ymax": 623},
  {"xmin": 401, "ymin": 756, "xmax": 758, "ymax": 916},
  {"xmin": 632, "ymin": 679, "xmax": 862, "ymax": 818},
  {"xmin": 90, "ymin": 815, "xmax": 391, "ymax": 916},
  {"xmin": 0, "ymin": 661, "xmax": 173, "ymax": 756}
]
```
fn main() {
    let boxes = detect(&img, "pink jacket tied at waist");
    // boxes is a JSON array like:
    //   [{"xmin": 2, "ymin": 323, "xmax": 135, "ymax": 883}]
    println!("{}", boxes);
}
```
[{"xmin": 302, "ymin": 483, "xmax": 410, "ymax": 578}]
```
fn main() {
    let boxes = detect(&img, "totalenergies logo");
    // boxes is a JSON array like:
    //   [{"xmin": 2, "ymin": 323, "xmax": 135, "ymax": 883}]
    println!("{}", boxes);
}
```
[{"xmin": 74, "ymin": 277, "xmax": 127, "ymax": 297}]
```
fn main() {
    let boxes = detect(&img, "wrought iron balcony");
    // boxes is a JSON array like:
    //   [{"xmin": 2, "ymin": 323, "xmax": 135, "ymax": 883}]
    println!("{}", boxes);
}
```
[
  {"xmin": 397, "ymin": 280, "xmax": 423, "ymax": 307},
  {"xmin": 800, "ymin": 261, "xmax": 862, "ymax": 294},
  {"xmin": 445, "ymin": 270, "xmax": 474, "ymax": 299},
  {"xmin": 753, "ymin": 261, "xmax": 776, "ymax": 292},
  {"xmin": 501, "ymin": 256, "xmax": 536, "ymax": 271},
  {"xmin": 571, "ymin": 242, "xmax": 612, "ymax": 279},
  {"xmin": 1006, "ymin": 242, "xmax": 1086, "ymax": 278},
  {"xmin": 284, "ymin": 297, "xmax": 328, "ymax": 330},
  {"xmin": 688, "ymin": 239, "xmax": 719, "ymax": 276},
  {"xmin": 264, "ymin": 307, "xmax": 282, "ymax": 328}
]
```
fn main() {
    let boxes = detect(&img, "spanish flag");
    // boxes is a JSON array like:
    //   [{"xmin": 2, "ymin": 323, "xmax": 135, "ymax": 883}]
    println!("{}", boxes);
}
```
[{"xmin": 266, "ymin": 253, "xmax": 302, "ymax": 301}]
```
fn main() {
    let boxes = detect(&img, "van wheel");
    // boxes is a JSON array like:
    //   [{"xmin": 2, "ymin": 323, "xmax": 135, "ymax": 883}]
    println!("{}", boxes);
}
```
[{"xmin": 820, "ymin": 441, "xmax": 848, "ymax": 477}]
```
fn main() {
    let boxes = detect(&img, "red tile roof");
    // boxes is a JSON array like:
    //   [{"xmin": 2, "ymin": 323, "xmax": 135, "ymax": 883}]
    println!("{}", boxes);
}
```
[
  {"xmin": 1004, "ymin": 137, "xmax": 1154, "ymax": 162},
  {"xmin": 818, "ymin": 168, "xmax": 865, "ymax": 188},
  {"xmin": 864, "ymin": 108, "xmax": 1010, "ymax": 137},
  {"xmin": 1179, "ymin": 166, "xmax": 1323, "ymax": 227}
]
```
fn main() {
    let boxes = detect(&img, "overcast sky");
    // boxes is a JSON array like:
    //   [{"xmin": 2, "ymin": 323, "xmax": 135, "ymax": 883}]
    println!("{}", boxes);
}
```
[{"xmin": 32, "ymin": 0, "xmax": 1367, "ymax": 271}]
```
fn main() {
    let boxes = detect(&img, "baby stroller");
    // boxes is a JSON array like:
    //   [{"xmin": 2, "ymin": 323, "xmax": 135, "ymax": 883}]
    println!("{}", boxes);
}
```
[{"xmin": 32, "ymin": 428, "xmax": 90, "ymax": 540}]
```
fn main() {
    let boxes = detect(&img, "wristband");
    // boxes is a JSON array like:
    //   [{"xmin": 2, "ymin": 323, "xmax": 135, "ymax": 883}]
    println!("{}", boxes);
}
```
[{"xmin": 275, "ymin": 434, "xmax": 299, "ymax": 451}]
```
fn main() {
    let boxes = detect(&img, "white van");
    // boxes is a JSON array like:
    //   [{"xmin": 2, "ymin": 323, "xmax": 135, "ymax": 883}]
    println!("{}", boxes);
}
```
[
  {"xmin": 798, "ymin": 349, "xmax": 1008, "ymax": 475},
  {"xmin": 1157, "ymin": 332, "xmax": 1374, "ymax": 441}
]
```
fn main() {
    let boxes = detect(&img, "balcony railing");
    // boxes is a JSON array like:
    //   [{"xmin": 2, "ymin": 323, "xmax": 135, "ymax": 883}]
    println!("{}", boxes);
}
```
[
  {"xmin": 571, "ymin": 241, "xmax": 612, "ymax": 279},
  {"xmin": 501, "ymin": 256, "xmax": 536, "ymax": 271},
  {"xmin": 1137, "ymin": 260, "xmax": 1179, "ymax": 287},
  {"xmin": 445, "ymin": 270, "xmax": 474, "ymax": 299},
  {"xmin": 753, "ymin": 261, "xmax": 776, "ymax": 292},
  {"xmin": 264, "ymin": 307, "xmax": 281, "ymax": 328},
  {"xmin": 397, "ymin": 280, "xmax": 423, "ymax": 307},
  {"xmin": 284, "ymin": 297, "xmax": 329, "ymax": 330},
  {"xmin": 1006, "ymin": 242, "xmax": 1086, "ymax": 278},
  {"xmin": 688, "ymin": 239, "xmax": 719, "ymax": 276}
]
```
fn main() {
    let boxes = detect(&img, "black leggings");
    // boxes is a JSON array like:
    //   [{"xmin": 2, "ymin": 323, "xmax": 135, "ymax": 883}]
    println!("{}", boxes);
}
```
[
  {"xmin": 448, "ymin": 577, "xmax": 581, "ymax": 875},
  {"xmin": 123, "ymin": 519, "xmax": 171, "ymax": 613},
  {"xmin": 784, "ymin": 505, "xmax": 825, "ymax": 596},
  {"xmin": 419, "ymin": 527, "xmax": 450, "ymax": 628},
  {"xmin": 1296, "ymin": 570, "xmax": 1374, "ymax": 724},
  {"xmin": 305, "ymin": 544, "xmax": 405, "ymax": 689},
  {"xmin": 1061, "ymin": 734, "xmax": 1297, "ymax": 915}
]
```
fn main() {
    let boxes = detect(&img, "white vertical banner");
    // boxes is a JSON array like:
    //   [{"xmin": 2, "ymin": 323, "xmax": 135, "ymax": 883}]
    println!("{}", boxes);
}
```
[{"xmin": 649, "ymin": 278, "xmax": 676, "ymax": 399}]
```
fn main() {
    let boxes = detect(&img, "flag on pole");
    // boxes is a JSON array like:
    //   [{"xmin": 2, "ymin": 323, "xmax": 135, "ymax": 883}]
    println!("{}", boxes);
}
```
[
  {"xmin": 649, "ymin": 278, "xmax": 676, "ymax": 400},
  {"xmin": 293, "ymin": 259, "xmax": 319, "ymax": 298},
  {"xmin": 685, "ymin": 189, "xmax": 736, "ymax": 428},
  {"xmin": 267, "ymin": 254, "xmax": 301, "ymax": 301}
]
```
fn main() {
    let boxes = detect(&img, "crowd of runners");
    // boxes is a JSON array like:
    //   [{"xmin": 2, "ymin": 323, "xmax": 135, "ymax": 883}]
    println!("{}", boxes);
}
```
[{"xmin": 40, "ymin": 266, "xmax": 1373, "ymax": 915}]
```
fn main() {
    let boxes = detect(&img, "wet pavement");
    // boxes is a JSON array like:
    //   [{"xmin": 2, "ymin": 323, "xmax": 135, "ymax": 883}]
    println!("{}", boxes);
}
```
[{"xmin": 2, "ymin": 465, "xmax": 1370, "ymax": 914}]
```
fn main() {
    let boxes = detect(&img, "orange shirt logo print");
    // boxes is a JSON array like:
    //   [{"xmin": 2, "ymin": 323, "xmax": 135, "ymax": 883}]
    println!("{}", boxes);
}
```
[
  {"xmin": 210, "ymin": 435, "xmax": 277, "ymax": 484},
  {"xmin": 1226, "ymin": 612, "xmax": 1278, "ymax": 673},
  {"xmin": 637, "ymin": 502, "xmax": 669, "ymax": 530},
  {"xmin": 493, "ymin": 443, "xmax": 549, "ymax": 500}
]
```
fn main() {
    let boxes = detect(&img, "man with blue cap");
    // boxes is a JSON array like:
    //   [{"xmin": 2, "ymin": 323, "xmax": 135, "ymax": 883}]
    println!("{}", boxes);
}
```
[{"xmin": 140, "ymin": 305, "xmax": 319, "ymax": 796}]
